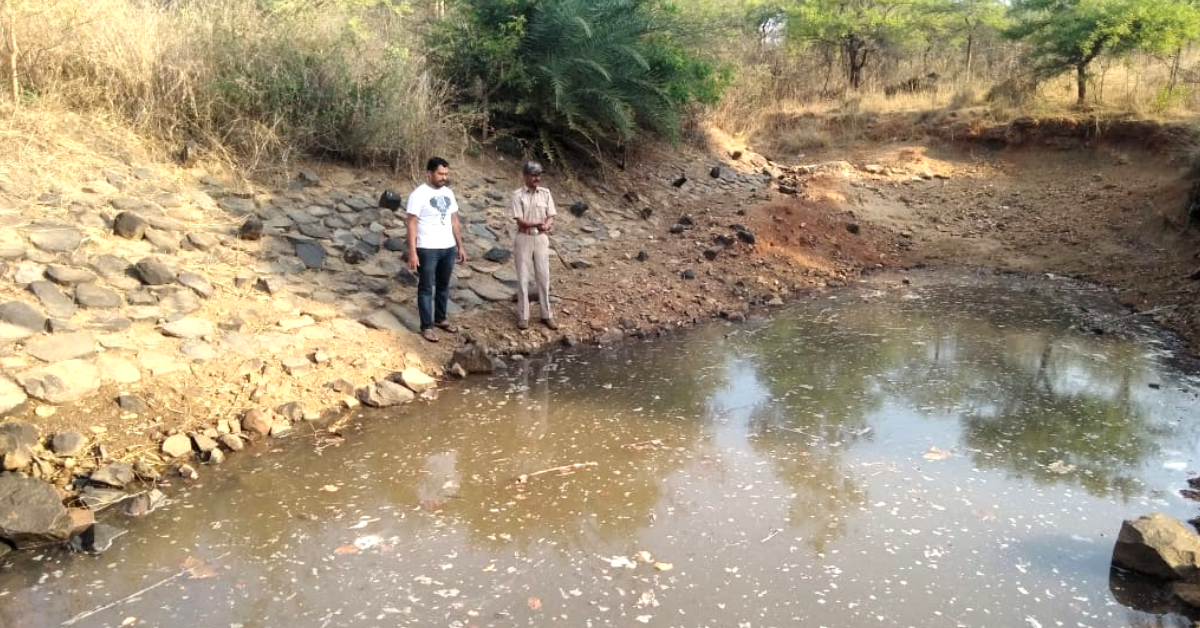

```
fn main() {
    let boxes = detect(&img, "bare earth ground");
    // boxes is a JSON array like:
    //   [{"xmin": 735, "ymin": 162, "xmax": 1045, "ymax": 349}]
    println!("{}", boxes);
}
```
[{"xmin": 3, "ymin": 115, "xmax": 1199, "ymax": 486}]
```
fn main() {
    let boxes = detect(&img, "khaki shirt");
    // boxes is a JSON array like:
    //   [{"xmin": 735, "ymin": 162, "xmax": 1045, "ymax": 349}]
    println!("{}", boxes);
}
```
[{"xmin": 511, "ymin": 186, "xmax": 557, "ymax": 225}]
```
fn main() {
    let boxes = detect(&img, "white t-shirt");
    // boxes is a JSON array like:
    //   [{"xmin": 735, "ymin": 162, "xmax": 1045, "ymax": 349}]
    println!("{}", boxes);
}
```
[{"xmin": 406, "ymin": 183, "xmax": 459, "ymax": 249}]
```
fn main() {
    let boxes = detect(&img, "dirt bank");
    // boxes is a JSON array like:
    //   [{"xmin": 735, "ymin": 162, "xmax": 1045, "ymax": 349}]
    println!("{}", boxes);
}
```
[{"xmin": 0, "ymin": 116, "xmax": 1197, "ymax": 523}]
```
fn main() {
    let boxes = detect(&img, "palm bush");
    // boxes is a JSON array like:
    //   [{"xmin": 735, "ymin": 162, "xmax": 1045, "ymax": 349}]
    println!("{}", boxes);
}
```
[{"xmin": 431, "ymin": 0, "xmax": 726, "ymax": 158}]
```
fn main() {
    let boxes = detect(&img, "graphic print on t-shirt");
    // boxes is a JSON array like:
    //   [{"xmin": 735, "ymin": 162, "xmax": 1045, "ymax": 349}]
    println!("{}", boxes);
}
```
[{"xmin": 430, "ymin": 195, "xmax": 452, "ymax": 224}]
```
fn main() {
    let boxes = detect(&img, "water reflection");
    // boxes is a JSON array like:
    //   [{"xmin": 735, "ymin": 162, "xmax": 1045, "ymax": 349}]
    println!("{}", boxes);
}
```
[{"xmin": 1, "ymin": 272, "xmax": 1198, "ymax": 627}]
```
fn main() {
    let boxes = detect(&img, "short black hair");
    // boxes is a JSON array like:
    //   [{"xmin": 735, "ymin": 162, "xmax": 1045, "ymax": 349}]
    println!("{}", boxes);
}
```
[{"xmin": 426, "ymin": 157, "xmax": 450, "ymax": 172}]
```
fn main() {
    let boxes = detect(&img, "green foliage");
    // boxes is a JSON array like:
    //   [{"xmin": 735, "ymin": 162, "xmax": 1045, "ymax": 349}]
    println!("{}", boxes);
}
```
[
  {"xmin": 1005, "ymin": 0, "xmax": 1200, "ymax": 103},
  {"xmin": 430, "ymin": 0, "xmax": 726, "ymax": 154},
  {"xmin": 783, "ymin": 0, "xmax": 946, "ymax": 88}
]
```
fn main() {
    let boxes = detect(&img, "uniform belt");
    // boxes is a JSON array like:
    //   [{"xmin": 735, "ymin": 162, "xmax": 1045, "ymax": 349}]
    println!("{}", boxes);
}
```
[{"xmin": 519, "ymin": 227, "xmax": 542, "ymax": 235}]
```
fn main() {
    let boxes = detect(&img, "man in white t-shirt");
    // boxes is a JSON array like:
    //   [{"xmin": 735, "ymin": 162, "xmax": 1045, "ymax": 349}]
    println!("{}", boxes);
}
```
[{"xmin": 406, "ymin": 157, "xmax": 466, "ymax": 343}]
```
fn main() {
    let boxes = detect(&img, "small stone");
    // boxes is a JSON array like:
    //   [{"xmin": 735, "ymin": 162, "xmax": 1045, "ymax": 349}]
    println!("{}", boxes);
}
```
[
  {"xmin": 134, "ymin": 258, "xmax": 176, "ymax": 285},
  {"xmin": 281, "ymin": 356, "xmax": 312, "ymax": 376},
  {"xmin": 116, "ymin": 394, "xmax": 149, "ymax": 413},
  {"xmin": 241, "ymin": 409, "xmax": 272, "ymax": 436},
  {"xmin": 397, "ymin": 367, "xmax": 437, "ymax": 393},
  {"xmin": 74, "ymin": 284, "xmax": 122, "ymax": 309},
  {"xmin": 113, "ymin": 212, "xmax": 149, "ymax": 240},
  {"xmin": 636, "ymin": 251, "xmax": 648, "ymax": 262},
  {"xmin": 569, "ymin": 201, "xmax": 589, "ymax": 217},
  {"xmin": 191, "ymin": 433, "xmax": 218, "ymax": 453},
  {"xmin": 48, "ymin": 431, "xmax": 86, "ymax": 457},
  {"xmin": 177, "ymin": 272, "xmax": 214, "ymax": 298},
  {"xmin": 681, "ymin": 269, "xmax": 696, "ymax": 280},
  {"xmin": 239, "ymin": 217, "xmax": 264, "ymax": 241},
  {"xmin": 205, "ymin": 448, "xmax": 226, "ymax": 465},
  {"xmin": 218, "ymin": 434, "xmax": 245, "ymax": 452},
  {"xmin": 161, "ymin": 433, "xmax": 193, "ymax": 458}
]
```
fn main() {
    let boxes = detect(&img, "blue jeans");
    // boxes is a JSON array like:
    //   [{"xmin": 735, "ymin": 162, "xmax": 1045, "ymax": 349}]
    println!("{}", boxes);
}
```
[{"xmin": 416, "ymin": 246, "xmax": 457, "ymax": 330}]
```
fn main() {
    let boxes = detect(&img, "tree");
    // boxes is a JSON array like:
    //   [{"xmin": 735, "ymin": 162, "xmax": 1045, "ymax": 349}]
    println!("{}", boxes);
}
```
[
  {"xmin": 785, "ymin": 0, "xmax": 932, "ymax": 89},
  {"xmin": 1006, "ymin": 0, "xmax": 1200, "ymax": 106},
  {"xmin": 430, "ymin": 0, "xmax": 725, "ymax": 157},
  {"xmin": 929, "ymin": 0, "xmax": 1008, "ymax": 81}
]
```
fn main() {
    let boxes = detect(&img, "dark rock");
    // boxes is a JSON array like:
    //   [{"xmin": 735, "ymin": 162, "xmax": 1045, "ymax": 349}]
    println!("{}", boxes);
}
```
[
  {"xmin": 28, "ymin": 280, "xmax": 77, "ymax": 319},
  {"xmin": 46, "ymin": 265, "xmax": 97, "ymax": 286},
  {"xmin": 394, "ymin": 267, "xmax": 418, "ymax": 286},
  {"xmin": 0, "ymin": 301, "xmax": 47, "ymax": 331},
  {"xmin": 292, "ymin": 239, "xmax": 327, "ymax": 269},
  {"xmin": 113, "ymin": 211, "xmax": 149, "ymax": 240},
  {"xmin": 220, "ymin": 197, "xmax": 257, "ymax": 216},
  {"xmin": 27, "ymin": 224, "xmax": 83, "ymax": 253},
  {"xmin": 0, "ymin": 476, "xmax": 71, "ymax": 548},
  {"xmin": 569, "ymin": 201, "xmax": 589, "ymax": 217},
  {"xmin": 90, "ymin": 463, "xmax": 135, "ymax": 489},
  {"xmin": 668, "ymin": 224, "xmax": 686, "ymax": 235},
  {"xmin": 361, "ymin": 310, "xmax": 406, "ymax": 332},
  {"xmin": 681, "ymin": 268, "xmax": 696, "ymax": 280},
  {"xmin": 277, "ymin": 401, "xmax": 305, "ymax": 422},
  {"xmin": 731, "ymin": 150, "xmax": 743, "ymax": 160},
  {"xmin": 89, "ymin": 254, "xmax": 132, "ymax": 280},
  {"xmin": 636, "ymin": 251, "xmax": 648, "ymax": 262},
  {"xmin": 714, "ymin": 235, "xmax": 735, "ymax": 247},
  {"xmin": 191, "ymin": 433, "xmax": 218, "ymax": 453},
  {"xmin": 134, "ymin": 258, "xmax": 176, "ymax": 285},
  {"xmin": 342, "ymin": 246, "xmax": 369, "ymax": 265},
  {"xmin": 483, "ymin": 247, "xmax": 512, "ymax": 263},
  {"xmin": 383, "ymin": 237, "xmax": 407, "ymax": 252},
  {"xmin": 239, "ymin": 216, "xmax": 265, "ymax": 241},
  {"xmin": 0, "ymin": 422, "xmax": 40, "ymax": 450},
  {"xmin": 846, "ymin": 223, "xmax": 861, "ymax": 235},
  {"xmin": 183, "ymin": 232, "xmax": 220, "ymax": 251},
  {"xmin": 676, "ymin": 215, "xmax": 694, "ymax": 227},
  {"xmin": 177, "ymin": 272, "xmax": 214, "ymax": 298},
  {"xmin": 710, "ymin": 166, "xmax": 721, "ymax": 178},
  {"xmin": 378, "ymin": 189, "xmax": 402, "ymax": 210},
  {"xmin": 123, "ymin": 489, "xmax": 167, "ymax": 518},
  {"xmin": 74, "ymin": 284, "xmax": 122, "ymax": 309},
  {"xmin": 703, "ymin": 248, "xmax": 719, "ymax": 261},
  {"xmin": 736, "ymin": 229, "xmax": 756, "ymax": 245},
  {"xmin": 570, "ymin": 260, "xmax": 593, "ymax": 270},
  {"xmin": 451, "ymin": 343, "xmax": 494, "ymax": 374},
  {"xmin": 70, "ymin": 523, "xmax": 127, "ymax": 555},
  {"xmin": 672, "ymin": 176, "xmax": 687, "ymax": 188},
  {"xmin": 639, "ymin": 207, "xmax": 653, "ymax": 220},
  {"xmin": 51, "ymin": 431, "xmax": 87, "ymax": 456},
  {"xmin": 779, "ymin": 184, "xmax": 799, "ymax": 195},
  {"xmin": 116, "ymin": 396, "xmax": 151, "ymax": 415}
]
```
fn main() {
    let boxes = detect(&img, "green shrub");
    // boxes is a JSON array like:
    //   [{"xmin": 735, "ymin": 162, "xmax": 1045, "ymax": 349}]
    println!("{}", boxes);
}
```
[{"xmin": 430, "ymin": 0, "xmax": 727, "ymax": 158}]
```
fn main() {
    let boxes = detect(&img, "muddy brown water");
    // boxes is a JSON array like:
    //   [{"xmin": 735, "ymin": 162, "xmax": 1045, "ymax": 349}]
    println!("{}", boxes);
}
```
[{"xmin": 3, "ymin": 271, "xmax": 1200, "ymax": 628}]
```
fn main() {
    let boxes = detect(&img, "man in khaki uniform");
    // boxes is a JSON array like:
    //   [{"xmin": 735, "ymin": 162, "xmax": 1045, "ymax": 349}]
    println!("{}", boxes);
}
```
[{"xmin": 511, "ymin": 161, "xmax": 558, "ymax": 330}]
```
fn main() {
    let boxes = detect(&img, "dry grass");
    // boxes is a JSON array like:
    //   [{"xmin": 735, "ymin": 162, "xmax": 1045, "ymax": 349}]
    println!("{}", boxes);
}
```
[
  {"xmin": 709, "ymin": 46, "xmax": 1200, "ymax": 161},
  {"xmin": 3, "ymin": 0, "xmax": 462, "ymax": 178}
]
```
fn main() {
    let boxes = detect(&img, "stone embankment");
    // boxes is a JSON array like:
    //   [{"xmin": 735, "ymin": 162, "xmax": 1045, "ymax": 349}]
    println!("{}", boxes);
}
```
[{"xmin": 0, "ymin": 148, "xmax": 832, "ymax": 558}]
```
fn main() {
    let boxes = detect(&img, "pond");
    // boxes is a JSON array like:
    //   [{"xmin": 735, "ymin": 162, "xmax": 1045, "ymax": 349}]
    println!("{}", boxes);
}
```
[{"xmin": 3, "ymin": 271, "xmax": 1200, "ymax": 628}]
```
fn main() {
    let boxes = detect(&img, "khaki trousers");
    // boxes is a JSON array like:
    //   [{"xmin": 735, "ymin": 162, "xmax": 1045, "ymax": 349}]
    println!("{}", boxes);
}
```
[{"xmin": 514, "ymin": 232, "xmax": 552, "ymax": 321}]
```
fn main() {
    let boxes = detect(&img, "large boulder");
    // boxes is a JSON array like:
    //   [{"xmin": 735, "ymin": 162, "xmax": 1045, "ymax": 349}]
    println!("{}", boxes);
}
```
[
  {"xmin": 357, "ymin": 380, "xmax": 415, "ymax": 407},
  {"xmin": 1113, "ymin": 513, "xmax": 1200, "ymax": 580},
  {"xmin": 0, "ymin": 476, "xmax": 72, "ymax": 548}
]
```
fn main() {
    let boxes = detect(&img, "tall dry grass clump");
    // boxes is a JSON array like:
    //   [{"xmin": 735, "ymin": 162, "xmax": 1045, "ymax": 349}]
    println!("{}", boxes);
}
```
[{"xmin": 4, "ymin": 0, "xmax": 460, "ymax": 175}]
